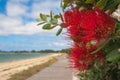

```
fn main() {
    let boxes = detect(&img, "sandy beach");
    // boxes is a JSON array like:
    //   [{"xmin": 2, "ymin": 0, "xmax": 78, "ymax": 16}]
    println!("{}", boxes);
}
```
[{"xmin": 0, "ymin": 53, "xmax": 62, "ymax": 80}]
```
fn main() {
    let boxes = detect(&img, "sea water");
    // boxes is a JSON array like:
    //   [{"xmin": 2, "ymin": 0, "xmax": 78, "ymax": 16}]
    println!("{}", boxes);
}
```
[{"xmin": 0, "ymin": 53, "xmax": 49, "ymax": 63}]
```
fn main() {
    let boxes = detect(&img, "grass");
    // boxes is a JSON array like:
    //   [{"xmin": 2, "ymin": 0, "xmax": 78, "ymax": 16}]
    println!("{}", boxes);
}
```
[{"xmin": 8, "ymin": 57, "xmax": 57, "ymax": 80}]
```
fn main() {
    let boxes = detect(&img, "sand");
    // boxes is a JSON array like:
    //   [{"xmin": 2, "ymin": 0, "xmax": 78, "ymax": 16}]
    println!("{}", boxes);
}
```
[{"xmin": 0, "ymin": 53, "xmax": 62, "ymax": 80}]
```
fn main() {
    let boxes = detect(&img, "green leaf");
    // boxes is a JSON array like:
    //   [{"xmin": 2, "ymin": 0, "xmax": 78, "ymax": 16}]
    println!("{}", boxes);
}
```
[
  {"xmin": 46, "ymin": 15, "xmax": 50, "ymax": 17},
  {"xmin": 106, "ymin": 48, "xmax": 120, "ymax": 63},
  {"xmin": 116, "ymin": 22, "xmax": 120, "ymax": 37},
  {"xmin": 95, "ymin": 0, "xmax": 108, "ymax": 9},
  {"xmin": 85, "ymin": 0, "xmax": 94, "ymax": 4},
  {"xmin": 50, "ymin": 18, "xmax": 58, "ymax": 24},
  {"xmin": 42, "ymin": 24, "xmax": 56, "ymax": 30},
  {"xmin": 104, "ymin": 0, "xmax": 120, "ymax": 11},
  {"xmin": 103, "ymin": 39, "xmax": 120, "ymax": 53},
  {"xmin": 103, "ymin": 40, "xmax": 120, "ymax": 63},
  {"xmin": 56, "ymin": 27, "xmax": 63, "ymax": 36},
  {"xmin": 50, "ymin": 11, "xmax": 53, "ymax": 18},
  {"xmin": 42, "ymin": 24, "xmax": 51, "ymax": 30},
  {"xmin": 37, "ymin": 22, "xmax": 45, "ymax": 26},
  {"xmin": 36, "ymin": 18, "xmax": 41, "ymax": 22},
  {"xmin": 59, "ymin": 13, "xmax": 64, "ymax": 21},
  {"xmin": 62, "ymin": 2, "xmax": 69, "ymax": 11},
  {"xmin": 116, "ymin": 22, "xmax": 120, "ymax": 29},
  {"xmin": 40, "ymin": 13, "xmax": 47, "ymax": 21},
  {"xmin": 54, "ymin": 15, "xmax": 60, "ymax": 19}
]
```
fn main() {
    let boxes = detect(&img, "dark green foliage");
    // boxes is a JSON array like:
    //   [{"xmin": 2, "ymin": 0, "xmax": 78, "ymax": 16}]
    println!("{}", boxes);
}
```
[
  {"xmin": 104, "ymin": 0, "xmax": 120, "ymax": 12},
  {"xmin": 77, "ymin": 61, "xmax": 120, "ymax": 80},
  {"xmin": 95, "ymin": 0, "xmax": 108, "ymax": 9},
  {"xmin": 103, "ymin": 40, "xmax": 120, "ymax": 63}
]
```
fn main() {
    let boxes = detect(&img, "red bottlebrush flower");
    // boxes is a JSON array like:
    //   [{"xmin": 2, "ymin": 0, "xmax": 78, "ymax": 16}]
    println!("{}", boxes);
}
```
[
  {"xmin": 62, "ymin": 7, "xmax": 116, "ymax": 71},
  {"xmin": 63, "ymin": 7, "xmax": 116, "ymax": 48},
  {"xmin": 70, "ymin": 44, "xmax": 105, "ymax": 71},
  {"xmin": 80, "ymin": 10, "xmax": 96, "ymax": 31},
  {"xmin": 64, "ymin": 8, "xmax": 80, "ymax": 26}
]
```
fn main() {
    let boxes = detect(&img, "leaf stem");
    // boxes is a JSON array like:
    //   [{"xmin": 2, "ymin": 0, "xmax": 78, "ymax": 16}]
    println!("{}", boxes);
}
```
[{"xmin": 90, "ymin": 38, "xmax": 111, "ymax": 54}]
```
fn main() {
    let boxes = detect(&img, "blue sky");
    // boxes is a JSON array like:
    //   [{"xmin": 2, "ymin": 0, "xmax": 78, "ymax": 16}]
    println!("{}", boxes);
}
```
[{"xmin": 0, "ymin": 0, "xmax": 69, "ymax": 51}]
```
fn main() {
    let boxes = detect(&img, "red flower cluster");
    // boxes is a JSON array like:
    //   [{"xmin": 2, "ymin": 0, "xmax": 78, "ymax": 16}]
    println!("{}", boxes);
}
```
[
  {"xmin": 70, "ymin": 44, "xmax": 105, "ymax": 70},
  {"xmin": 63, "ymin": 8, "xmax": 115, "ymax": 43},
  {"xmin": 62, "ymin": 8, "xmax": 116, "ymax": 70}
]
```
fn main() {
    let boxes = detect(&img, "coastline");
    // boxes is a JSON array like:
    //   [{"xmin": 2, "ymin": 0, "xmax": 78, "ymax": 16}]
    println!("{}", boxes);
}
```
[
  {"xmin": 0, "ymin": 53, "xmax": 62, "ymax": 80},
  {"xmin": 0, "ymin": 53, "xmax": 52, "ymax": 63}
]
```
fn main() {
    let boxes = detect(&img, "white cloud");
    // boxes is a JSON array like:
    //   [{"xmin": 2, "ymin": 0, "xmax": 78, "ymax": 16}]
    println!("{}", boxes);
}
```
[
  {"xmin": 0, "ymin": 14, "xmax": 59, "ymax": 35},
  {"xmin": 53, "ymin": 42, "xmax": 66, "ymax": 47},
  {"xmin": 0, "ymin": 14, "xmax": 22, "ymax": 27},
  {"xmin": 0, "ymin": 0, "xmax": 62, "ymax": 36},
  {"xmin": 13, "ymin": 22, "xmax": 59, "ymax": 35},
  {"xmin": 0, "ymin": 15, "xmax": 61, "ymax": 36},
  {"xmin": 30, "ymin": 0, "xmax": 60, "ymax": 18},
  {"xmin": 6, "ymin": 0, "xmax": 28, "ymax": 17}
]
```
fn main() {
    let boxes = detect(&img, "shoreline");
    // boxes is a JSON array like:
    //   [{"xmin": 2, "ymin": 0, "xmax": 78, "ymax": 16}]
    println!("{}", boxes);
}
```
[
  {"xmin": 0, "ymin": 53, "xmax": 53, "ymax": 63},
  {"xmin": 0, "ymin": 53, "xmax": 62, "ymax": 80}
]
